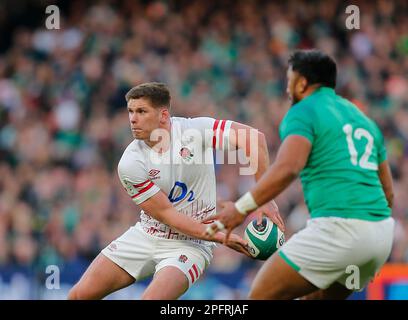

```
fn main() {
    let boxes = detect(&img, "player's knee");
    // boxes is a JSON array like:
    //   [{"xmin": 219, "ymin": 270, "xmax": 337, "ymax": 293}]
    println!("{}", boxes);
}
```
[
  {"xmin": 249, "ymin": 285, "xmax": 273, "ymax": 299},
  {"xmin": 248, "ymin": 287, "xmax": 263, "ymax": 300},
  {"xmin": 141, "ymin": 284, "xmax": 188, "ymax": 300},
  {"xmin": 67, "ymin": 283, "xmax": 93, "ymax": 300},
  {"xmin": 141, "ymin": 287, "xmax": 177, "ymax": 300},
  {"xmin": 248, "ymin": 289, "xmax": 270, "ymax": 300},
  {"xmin": 141, "ymin": 292, "xmax": 151, "ymax": 300},
  {"xmin": 67, "ymin": 285, "xmax": 80, "ymax": 300},
  {"xmin": 249, "ymin": 284, "xmax": 292, "ymax": 300},
  {"xmin": 300, "ymin": 290, "xmax": 324, "ymax": 300},
  {"xmin": 141, "ymin": 290, "xmax": 160, "ymax": 300}
]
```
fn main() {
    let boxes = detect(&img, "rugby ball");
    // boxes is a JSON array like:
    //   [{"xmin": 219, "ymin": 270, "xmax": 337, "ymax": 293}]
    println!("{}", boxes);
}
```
[{"xmin": 244, "ymin": 217, "xmax": 285, "ymax": 260}]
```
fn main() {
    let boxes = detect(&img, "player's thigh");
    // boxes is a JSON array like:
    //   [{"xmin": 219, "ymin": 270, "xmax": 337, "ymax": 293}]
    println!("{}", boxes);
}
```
[
  {"xmin": 301, "ymin": 282, "xmax": 352, "ymax": 300},
  {"xmin": 141, "ymin": 266, "xmax": 189, "ymax": 300},
  {"xmin": 142, "ymin": 244, "xmax": 209, "ymax": 300},
  {"xmin": 68, "ymin": 253, "xmax": 135, "ymax": 300},
  {"xmin": 249, "ymin": 252, "xmax": 318, "ymax": 300}
]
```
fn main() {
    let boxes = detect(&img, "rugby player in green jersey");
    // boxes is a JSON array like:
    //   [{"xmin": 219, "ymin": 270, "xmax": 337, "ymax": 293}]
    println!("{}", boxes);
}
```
[{"xmin": 205, "ymin": 49, "xmax": 394, "ymax": 299}]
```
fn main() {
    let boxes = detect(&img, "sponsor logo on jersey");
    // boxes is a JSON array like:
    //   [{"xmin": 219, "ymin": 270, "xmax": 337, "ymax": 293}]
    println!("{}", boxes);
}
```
[
  {"xmin": 148, "ymin": 169, "xmax": 160, "ymax": 179},
  {"xmin": 168, "ymin": 181, "xmax": 195, "ymax": 203}
]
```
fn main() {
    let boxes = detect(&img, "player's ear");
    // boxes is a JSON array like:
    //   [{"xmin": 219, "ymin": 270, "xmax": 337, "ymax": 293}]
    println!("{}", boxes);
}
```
[
  {"xmin": 159, "ymin": 108, "xmax": 170, "ymax": 124},
  {"xmin": 298, "ymin": 76, "xmax": 308, "ymax": 94}
]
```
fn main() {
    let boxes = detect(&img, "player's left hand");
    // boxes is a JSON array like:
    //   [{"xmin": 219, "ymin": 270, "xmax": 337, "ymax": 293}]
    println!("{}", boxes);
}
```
[
  {"xmin": 203, "ymin": 201, "xmax": 245, "ymax": 244},
  {"xmin": 224, "ymin": 233, "xmax": 252, "ymax": 258},
  {"xmin": 253, "ymin": 200, "xmax": 285, "ymax": 232}
]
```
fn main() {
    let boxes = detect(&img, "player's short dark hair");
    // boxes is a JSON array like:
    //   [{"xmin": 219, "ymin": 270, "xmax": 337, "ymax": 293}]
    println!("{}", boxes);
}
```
[
  {"xmin": 288, "ymin": 50, "xmax": 337, "ymax": 88},
  {"xmin": 125, "ymin": 82, "xmax": 171, "ymax": 109}
]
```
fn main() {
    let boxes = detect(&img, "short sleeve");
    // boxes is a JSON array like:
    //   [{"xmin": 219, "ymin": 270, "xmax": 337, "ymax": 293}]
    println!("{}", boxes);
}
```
[
  {"xmin": 279, "ymin": 107, "xmax": 315, "ymax": 144},
  {"xmin": 118, "ymin": 158, "xmax": 161, "ymax": 205},
  {"xmin": 188, "ymin": 117, "xmax": 233, "ymax": 150},
  {"xmin": 376, "ymin": 126, "xmax": 387, "ymax": 164}
]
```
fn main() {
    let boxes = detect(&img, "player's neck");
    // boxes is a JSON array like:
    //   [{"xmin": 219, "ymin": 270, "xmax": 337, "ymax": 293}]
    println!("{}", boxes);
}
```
[
  {"xmin": 301, "ymin": 84, "xmax": 322, "ymax": 100},
  {"xmin": 143, "ymin": 119, "xmax": 172, "ymax": 153}
]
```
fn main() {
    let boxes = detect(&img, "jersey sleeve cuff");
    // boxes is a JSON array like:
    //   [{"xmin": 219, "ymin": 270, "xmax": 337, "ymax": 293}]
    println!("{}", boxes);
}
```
[{"xmin": 132, "ymin": 185, "xmax": 161, "ymax": 205}]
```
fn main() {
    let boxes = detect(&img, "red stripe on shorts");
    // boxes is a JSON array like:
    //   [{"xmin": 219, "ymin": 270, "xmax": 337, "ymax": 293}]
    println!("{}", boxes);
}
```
[
  {"xmin": 192, "ymin": 264, "xmax": 199, "ymax": 279},
  {"xmin": 188, "ymin": 269, "xmax": 195, "ymax": 283}
]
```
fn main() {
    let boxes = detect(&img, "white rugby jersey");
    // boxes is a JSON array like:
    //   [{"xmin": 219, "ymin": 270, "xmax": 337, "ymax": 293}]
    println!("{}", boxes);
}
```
[{"xmin": 117, "ymin": 117, "xmax": 232, "ymax": 245}]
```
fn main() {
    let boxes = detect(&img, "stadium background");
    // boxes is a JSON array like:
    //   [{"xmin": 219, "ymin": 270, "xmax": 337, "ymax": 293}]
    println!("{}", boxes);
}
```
[{"xmin": 0, "ymin": 0, "xmax": 407, "ymax": 299}]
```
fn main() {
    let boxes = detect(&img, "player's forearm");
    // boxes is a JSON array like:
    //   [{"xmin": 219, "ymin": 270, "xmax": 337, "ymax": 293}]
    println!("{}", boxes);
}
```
[
  {"xmin": 382, "ymin": 180, "xmax": 394, "ymax": 209},
  {"xmin": 250, "ymin": 161, "xmax": 298, "ymax": 208},
  {"xmin": 159, "ymin": 207, "xmax": 224, "ymax": 243},
  {"xmin": 253, "ymin": 132, "xmax": 270, "ymax": 182},
  {"xmin": 251, "ymin": 133, "xmax": 279, "ymax": 208},
  {"xmin": 378, "ymin": 161, "xmax": 394, "ymax": 209},
  {"xmin": 231, "ymin": 123, "xmax": 269, "ymax": 179}
]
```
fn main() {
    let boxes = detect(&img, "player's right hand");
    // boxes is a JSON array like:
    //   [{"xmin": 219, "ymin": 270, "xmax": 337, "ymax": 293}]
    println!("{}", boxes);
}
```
[
  {"xmin": 224, "ymin": 233, "xmax": 252, "ymax": 258},
  {"xmin": 203, "ymin": 201, "xmax": 245, "ymax": 243}
]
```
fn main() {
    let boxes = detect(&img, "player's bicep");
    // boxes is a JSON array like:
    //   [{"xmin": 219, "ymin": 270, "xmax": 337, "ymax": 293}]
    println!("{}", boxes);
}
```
[
  {"xmin": 228, "ymin": 121, "xmax": 261, "ymax": 154},
  {"xmin": 276, "ymin": 135, "xmax": 312, "ymax": 175}
]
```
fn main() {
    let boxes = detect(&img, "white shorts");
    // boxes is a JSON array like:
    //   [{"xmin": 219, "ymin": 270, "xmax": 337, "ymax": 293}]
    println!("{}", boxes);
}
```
[
  {"xmin": 279, "ymin": 217, "xmax": 394, "ymax": 290},
  {"xmin": 101, "ymin": 223, "xmax": 213, "ymax": 288}
]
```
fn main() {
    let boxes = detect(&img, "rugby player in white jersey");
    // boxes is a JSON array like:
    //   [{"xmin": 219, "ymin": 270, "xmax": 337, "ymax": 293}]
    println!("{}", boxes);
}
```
[{"xmin": 68, "ymin": 82, "xmax": 284, "ymax": 300}]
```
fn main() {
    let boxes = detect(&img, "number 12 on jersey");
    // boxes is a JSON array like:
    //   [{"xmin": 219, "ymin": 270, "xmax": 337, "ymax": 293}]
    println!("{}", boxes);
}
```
[{"xmin": 343, "ymin": 124, "xmax": 378, "ymax": 171}]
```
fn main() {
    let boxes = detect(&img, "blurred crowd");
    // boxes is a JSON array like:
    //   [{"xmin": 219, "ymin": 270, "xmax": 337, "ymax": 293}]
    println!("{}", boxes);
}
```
[{"xmin": 0, "ymin": 0, "xmax": 407, "ymax": 299}]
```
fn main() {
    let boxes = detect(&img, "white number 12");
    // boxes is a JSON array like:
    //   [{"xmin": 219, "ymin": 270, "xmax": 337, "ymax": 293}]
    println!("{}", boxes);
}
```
[{"xmin": 343, "ymin": 124, "xmax": 378, "ymax": 170}]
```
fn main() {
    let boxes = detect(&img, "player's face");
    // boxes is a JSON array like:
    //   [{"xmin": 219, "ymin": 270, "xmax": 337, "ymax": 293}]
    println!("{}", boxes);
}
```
[
  {"xmin": 286, "ymin": 66, "xmax": 298, "ymax": 105},
  {"xmin": 127, "ymin": 98, "xmax": 162, "ymax": 140},
  {"xmin": 286, "ymin": 66, "xmax": 305, "ymax": 105}
]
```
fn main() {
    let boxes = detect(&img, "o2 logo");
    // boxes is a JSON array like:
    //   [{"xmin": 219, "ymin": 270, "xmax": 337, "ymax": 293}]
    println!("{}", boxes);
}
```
[{"xmin": 168, "ymin": 181, "xmax": 195, "ymax": 203}]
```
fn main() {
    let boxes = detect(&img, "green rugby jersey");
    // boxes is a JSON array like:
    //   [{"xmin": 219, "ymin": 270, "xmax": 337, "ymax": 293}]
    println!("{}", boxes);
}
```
[{"xmin": 279, "ymin": 87, "xmax": 391, "ymax": 221}]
